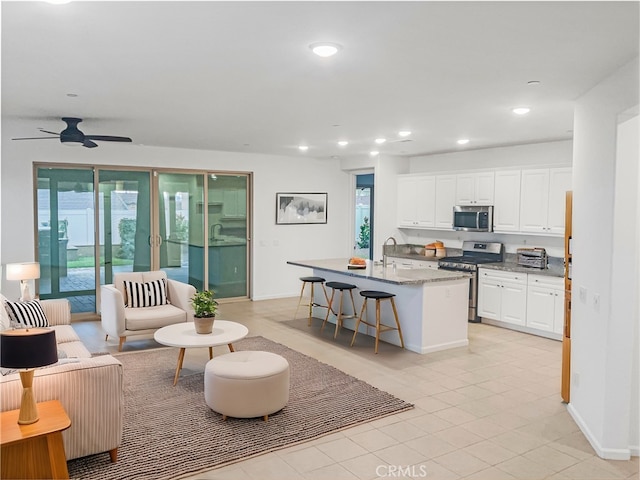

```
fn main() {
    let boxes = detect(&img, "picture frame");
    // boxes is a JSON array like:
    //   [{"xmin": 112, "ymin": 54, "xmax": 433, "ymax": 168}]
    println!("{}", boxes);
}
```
[{"xmin": 276, "ymin": 192, "xmax": 327, "ymax": 225}]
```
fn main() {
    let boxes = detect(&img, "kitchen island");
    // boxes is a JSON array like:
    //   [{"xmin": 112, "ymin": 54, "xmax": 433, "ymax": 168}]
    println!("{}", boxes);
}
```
[{"xmin": 287, "ymin": 258, "xmax": 471, "ymax": 354}]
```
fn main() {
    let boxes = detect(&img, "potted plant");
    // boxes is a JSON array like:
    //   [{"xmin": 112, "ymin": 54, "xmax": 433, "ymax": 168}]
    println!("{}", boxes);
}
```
[{"xmin": 191, "ymin": 290, "xmax": 218, "ymax": 334}]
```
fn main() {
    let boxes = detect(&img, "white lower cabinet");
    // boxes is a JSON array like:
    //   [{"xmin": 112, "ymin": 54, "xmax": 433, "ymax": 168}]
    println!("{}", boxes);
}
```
[
  {"xmin": 477, "ymin": 268, "xmax": 527, "ymax": 326},
  {"xmin": 526, "ymin": 274, "xmax": 564, "ymax": 334}
]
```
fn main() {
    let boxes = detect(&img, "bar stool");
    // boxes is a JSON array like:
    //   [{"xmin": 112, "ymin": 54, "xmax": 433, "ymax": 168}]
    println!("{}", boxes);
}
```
[
  {"xmin": 294, "ymin": 276, "xmax": 332, "ymax": 326},
  {"xmin": 321, "ymin": 281, "xmax": 358, "ymax": 339},
  {"xmin": 350, "ymin": 290, "xmax": 405, "ymax": 354}
]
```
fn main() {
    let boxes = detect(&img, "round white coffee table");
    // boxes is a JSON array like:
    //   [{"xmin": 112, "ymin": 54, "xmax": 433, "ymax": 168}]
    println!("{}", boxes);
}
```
[{"xmin": 154, "ymin": 320, "xmax": 249, "ymax": 385}]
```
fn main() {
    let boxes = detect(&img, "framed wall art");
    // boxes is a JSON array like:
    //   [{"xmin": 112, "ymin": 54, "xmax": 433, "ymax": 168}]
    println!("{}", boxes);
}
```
[{"xmin": 276, "ymin": 192, "xmax": 327, "ymax": 224}]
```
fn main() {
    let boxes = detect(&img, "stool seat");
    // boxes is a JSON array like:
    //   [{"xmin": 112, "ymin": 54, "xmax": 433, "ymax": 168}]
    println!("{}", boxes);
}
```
[
  {"xmin": 360, "ymin": 290, "xmax": 395, "ymax": 299},
  {"xmin": 326, "ymin": 281, "xmax": 357, "ymax": 290},
  {"xmin": 300, "ymin": 276, "xmax": 326, "ymax": 283},
  {"xmin": 351, "ymin": 290, "xmax": 404, "ymax": 354}
]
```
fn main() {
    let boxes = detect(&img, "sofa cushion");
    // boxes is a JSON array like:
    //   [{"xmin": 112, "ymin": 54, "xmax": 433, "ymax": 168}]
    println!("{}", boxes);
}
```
[
  {"xmin": 4, "ymin": 299, "xmax": 49, "ymax": 327},
  {"xmin": 124, "ymin": 304, "xmax": 187, "ymax": 331}
]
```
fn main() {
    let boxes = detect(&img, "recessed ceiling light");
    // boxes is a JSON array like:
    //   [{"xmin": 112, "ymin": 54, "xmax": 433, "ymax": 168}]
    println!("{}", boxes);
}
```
[
  {"xmin": 398, "ymin": 131, "xmax": 411, "ymax": 137},
  {"xmin": 374, "ymin": 138, "xmax": 386, "ymax": 144},
  {"xmin": 309, "ymin": 42, "xmax": 342, "ymax": 57},
  {"xmin": 298, "ymin": 145, "xmax": 309, "ymax": 151},
  {"xmin": 370, "ymin": 151, "xmax": 379, "ymax": 156},
  {"xmin": 512, "ymin": 107, "xmax": 531, "ymax": 115},
  {"xmin": 527, "ymin": 80, "xmax": 541, "ymax": 86},
  {"xmin": 337, "ymin": 140, "xmax": 349, "ymax": 147},
  {"xmin": 66, "ymin": 93, "xmax": 78, "ymax": 97},
  {"xmin": 457, "ymin": 139, "xmax": 470, "ymax": 145}
]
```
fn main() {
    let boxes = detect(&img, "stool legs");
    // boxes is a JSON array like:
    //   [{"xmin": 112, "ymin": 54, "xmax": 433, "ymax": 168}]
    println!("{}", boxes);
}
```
[
  {"xmin": 321, "ymin": 288, "xmax": 357, "ymax": 338},
  {"xmin": 350, "ymin": 297, "xmax": 404, "ymax": 354},
  {"xmin": 294, "ymin": 281, "xmax": 331, "ymax": 326}
]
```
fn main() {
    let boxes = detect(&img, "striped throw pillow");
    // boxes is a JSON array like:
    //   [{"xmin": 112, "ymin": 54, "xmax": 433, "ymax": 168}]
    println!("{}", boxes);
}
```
[
  {"xmin": 3, "ymin": 299, "xmax": 49, "ymax": 328},
  {"xmin": 123, "ymin": 279, "xmax": 169, "ymax": 308}
]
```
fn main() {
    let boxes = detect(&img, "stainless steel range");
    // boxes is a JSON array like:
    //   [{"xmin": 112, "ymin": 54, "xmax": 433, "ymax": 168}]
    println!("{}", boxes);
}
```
[{"xmin": 438, "ymin": 241, "xmax": 504, "ymax": 322}]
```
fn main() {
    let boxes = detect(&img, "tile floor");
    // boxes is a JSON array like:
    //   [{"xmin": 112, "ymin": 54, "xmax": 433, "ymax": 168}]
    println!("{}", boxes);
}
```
[{"xmin": 74, "ymin": 297, "xmax": 638, "ymax": 480}]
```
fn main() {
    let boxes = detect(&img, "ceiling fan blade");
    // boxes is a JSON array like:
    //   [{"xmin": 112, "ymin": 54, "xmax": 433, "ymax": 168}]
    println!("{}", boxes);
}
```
[
  {"xmin": 12, "ymin": 136, "xmax": 60, "ymax": 140},
  {"xmin": 85, "ymin": 135, "xmax": 132, "ymax": 143},
  {"xmin": 39, "ymin": 129, "xmax": 61, "ymax": 135},
  {"xmin": 83, "ymin": 139, "xmax": 98, "ymax": 148}
]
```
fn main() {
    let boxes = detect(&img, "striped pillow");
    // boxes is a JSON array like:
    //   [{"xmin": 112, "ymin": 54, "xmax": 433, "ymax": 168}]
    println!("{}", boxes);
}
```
[
  {"xmin": 3, "ymin": 299, "xmax": 49, "ymax": 328},
  {"xmin": 123, "ymin": 279, "xmax": 169, "ymax": 308}
]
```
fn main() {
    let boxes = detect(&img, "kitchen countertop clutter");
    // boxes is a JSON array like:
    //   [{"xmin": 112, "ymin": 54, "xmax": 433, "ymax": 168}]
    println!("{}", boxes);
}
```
[{"xmin": 382, "ymin": 243, "xmax": 564, "ymax": 278}]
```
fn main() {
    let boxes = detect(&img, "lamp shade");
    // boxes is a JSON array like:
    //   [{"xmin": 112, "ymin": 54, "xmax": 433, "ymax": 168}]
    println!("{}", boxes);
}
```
[
  {"xmin": 6, "ymin": 262, "xmax": 41, "ymax": 281},
  {"xmin": 0, "ymin": 328, "xmax": 57, "ymax": 369}
]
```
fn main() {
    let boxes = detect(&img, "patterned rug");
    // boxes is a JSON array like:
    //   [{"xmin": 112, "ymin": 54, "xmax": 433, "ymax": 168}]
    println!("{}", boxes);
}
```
[{"xmin": 67, "ymin": 336, "xmax": 413, "ymax": 480}]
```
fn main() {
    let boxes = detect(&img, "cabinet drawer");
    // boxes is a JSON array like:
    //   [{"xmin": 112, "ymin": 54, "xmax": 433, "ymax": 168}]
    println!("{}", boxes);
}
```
[
  {"xmin": 478, "ymin": 268, "xmax": 527, "ymax": 285},
  {"xmin": 528, "ymin": 274, "xmax": 563, "ymax": 288}
]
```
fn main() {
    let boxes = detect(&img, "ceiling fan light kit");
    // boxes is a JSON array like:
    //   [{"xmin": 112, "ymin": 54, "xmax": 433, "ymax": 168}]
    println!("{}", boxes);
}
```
[{"xmin": 13, "ymin": 117, "xmax": 132, "ymax": 148}]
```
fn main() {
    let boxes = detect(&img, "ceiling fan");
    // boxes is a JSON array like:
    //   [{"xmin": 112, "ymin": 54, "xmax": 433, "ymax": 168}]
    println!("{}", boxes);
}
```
[{"xmin": 12, "ymin": 117, "xmax": 132, "ymax": 148}]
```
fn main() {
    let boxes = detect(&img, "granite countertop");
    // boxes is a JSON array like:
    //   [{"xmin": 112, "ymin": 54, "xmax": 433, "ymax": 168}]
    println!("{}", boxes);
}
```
[
  {"xmin": 479, "ymin": 261, "xmax": 564, "ymax": 277},
  {"xmin": 287, "ymin": 258, "xmax": 471, "ymax": 286}
]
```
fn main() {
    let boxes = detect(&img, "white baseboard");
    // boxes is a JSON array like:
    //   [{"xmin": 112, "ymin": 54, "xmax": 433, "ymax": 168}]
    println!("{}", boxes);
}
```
[{"xmin": 567, "ymin": 403, "xmax": 633, "ymax": 460}]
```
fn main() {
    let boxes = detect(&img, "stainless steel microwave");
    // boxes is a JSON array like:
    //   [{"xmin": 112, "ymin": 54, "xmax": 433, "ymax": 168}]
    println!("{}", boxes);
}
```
[{"xmin": 453, "ymin": 205, "xmax": 494, "ymax": 232}]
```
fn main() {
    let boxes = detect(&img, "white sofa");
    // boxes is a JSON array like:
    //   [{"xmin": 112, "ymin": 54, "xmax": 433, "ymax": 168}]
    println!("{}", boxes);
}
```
[
  {"xmin": 0, "ymin": 295, "xmax": 124, "ymax": 462},
  {"xmin": 101, "ymin": 270, "xmax": 196, "ymax": 351}
]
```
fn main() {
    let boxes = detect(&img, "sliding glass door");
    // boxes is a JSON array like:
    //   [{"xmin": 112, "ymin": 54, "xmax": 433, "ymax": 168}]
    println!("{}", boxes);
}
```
[
  {"xmin": 36, "ymin": 166, "xmax": 250, "ymax": 314},
  {"xmin": 37, "ymin": 168, "xmax": 97, "ymax": 314},
  {"xmin": 98, "ymin": 170, "xmax": 152, "ymax": 286},
  {"xmin": 207, "ymin": 174, "xmax": 248, "ymax": 297},
  {"xmin": 157, "ymin": 172, "xmax": 205, "ymax": 288}
]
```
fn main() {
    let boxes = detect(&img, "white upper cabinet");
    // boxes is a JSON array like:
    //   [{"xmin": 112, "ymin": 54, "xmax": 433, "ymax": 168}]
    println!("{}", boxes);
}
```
[
  {"xmin": 547, "ymin": 168, "xmax": 573, "ymax": 235},
  {"xmin": 493, "ymin": 170, "xmax": 521, "ymax": 232},
  {"xmin": 397, "ymin": 175, "xmax": 436, "ymax": 228},
  {"xmin": 434, "ymin": 174, "xmax": 456, "ymax": 229},
  {"xmin": 520, "ymin": 167, "xmax": 572, "ymax": 235},
  {"xmin": 455, "ymin": 172, "xmax": 495, "ymax": 205}
]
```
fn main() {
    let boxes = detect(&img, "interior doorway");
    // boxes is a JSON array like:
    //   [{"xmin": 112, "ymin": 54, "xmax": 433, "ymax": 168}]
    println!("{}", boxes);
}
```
[{"xmin": 354, "ymin": 173, "xmax": 374, "ymax": 260}]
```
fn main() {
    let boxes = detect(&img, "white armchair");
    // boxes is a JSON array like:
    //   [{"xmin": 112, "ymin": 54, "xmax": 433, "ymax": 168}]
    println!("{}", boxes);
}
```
[{"xmin": 101, "ymin": 271, "xmax": 196, "ymax": 351}]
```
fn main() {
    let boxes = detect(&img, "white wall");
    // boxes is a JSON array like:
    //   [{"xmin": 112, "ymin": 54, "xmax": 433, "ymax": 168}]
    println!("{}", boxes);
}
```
[
  {"xmin": 0, "ymin": 141, "xmax": 352, "ymax": 301},
  {"xmin": 570, "ymin": 56, "xmax": 639, "ymax": 459},
  {"xmin": 398, "ymin": 140, "xmax": 573, "ymax": 257},
  {"xmin": 616, "ymin": 113, "xmax": 639, "ymax": 456}
]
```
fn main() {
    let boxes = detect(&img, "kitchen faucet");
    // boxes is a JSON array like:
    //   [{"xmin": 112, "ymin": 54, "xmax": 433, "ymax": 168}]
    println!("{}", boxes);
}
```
[
  {"xmin": 382, "ymin": 236, "xmax": 397, "ymax": 269},
  {"xmin": 210, "ymin": 223, "xmax": 223, "ymax": 241}
]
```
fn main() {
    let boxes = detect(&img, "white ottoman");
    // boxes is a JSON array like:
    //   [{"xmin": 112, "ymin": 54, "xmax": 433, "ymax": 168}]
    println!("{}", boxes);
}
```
[{"xmin": 204, "ymin": 350, "xmax": 290, "ymax": 421}]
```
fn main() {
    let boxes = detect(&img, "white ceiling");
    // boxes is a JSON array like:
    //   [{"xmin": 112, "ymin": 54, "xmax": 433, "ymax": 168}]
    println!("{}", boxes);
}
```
[{"xmin": 2, "ymin": 1, "xmax": 638, "ymax": 160}]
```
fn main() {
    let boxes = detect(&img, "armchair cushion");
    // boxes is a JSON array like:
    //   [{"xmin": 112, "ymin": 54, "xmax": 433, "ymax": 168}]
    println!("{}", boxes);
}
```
[{"xmin": 101, "ymin": 270, "xmax": 196, "ymax": 350}]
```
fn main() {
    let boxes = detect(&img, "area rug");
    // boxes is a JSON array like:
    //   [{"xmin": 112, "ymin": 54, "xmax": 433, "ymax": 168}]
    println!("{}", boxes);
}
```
[{"xmin": 67, "ymin": 336, "xmax": 413, "ymax": 480}]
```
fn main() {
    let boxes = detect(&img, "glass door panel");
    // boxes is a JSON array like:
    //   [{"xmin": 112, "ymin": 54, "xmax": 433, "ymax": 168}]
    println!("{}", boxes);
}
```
[
  {"xmin": 98, "ymin": 170, "xmax": 152, "ymax": 286},
  {"xmin": 207, "ymin": 174, "xmax": 248, "ymax": 298},
  {"xmin": 157, "ymin": 173, "xmax": 204, "ymax": 289},
  {"xmin": 36, "ymin": 168, "xmax": 96, "ymax": 314}
]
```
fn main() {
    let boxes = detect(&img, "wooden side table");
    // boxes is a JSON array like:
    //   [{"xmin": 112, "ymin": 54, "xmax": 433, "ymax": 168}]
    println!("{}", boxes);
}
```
[{"xmin": 1, "ymin": 400, "xmax": 71, "ymax": 479}]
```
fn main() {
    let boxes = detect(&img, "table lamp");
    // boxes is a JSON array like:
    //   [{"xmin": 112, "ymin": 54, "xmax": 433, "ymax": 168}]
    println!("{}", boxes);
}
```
[
  {"xmin": 6, "ymin": 262, "xmax": 40, "ymax": 302},
  {"xmin": 0, "ymin": 328, "xmax": 58, "ymax": 424}
]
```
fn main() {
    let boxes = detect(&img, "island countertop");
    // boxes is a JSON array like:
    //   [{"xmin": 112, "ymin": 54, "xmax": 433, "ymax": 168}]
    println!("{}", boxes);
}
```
[{"xmin": 287, "ymin": 258, "xmax": 470, "ymax": 286}]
